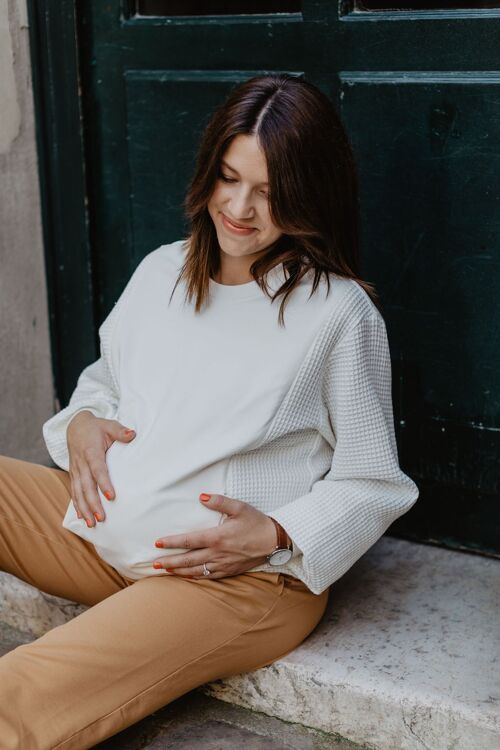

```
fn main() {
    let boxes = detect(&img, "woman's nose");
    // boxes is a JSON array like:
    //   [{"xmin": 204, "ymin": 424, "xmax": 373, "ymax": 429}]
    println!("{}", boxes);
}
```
[{"xmin": 228, "ymin": 187, "xmax": 255, "ymax": 219}]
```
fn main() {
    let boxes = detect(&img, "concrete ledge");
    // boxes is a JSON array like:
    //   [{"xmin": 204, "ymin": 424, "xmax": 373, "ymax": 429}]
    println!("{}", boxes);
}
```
[
  {"xmin": 0, "ymin": 537, "xmax": 498, "ymax": 750},
  {"xmin": 204, "ymin": 538, "xmax": 500, "ymax": 750},
  {"xmin": 0, "ymin": 573, "xmax": 86, "ymax": 635}
]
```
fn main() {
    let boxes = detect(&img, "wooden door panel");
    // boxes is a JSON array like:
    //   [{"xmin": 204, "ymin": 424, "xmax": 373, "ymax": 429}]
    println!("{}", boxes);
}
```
[
  {"xmin": 342, "ymin": 74, "xmax": 500, "ymax": 421},
  {"xmin": 338, "ymin": 73, "xmax": 500, "ymax": 552}
]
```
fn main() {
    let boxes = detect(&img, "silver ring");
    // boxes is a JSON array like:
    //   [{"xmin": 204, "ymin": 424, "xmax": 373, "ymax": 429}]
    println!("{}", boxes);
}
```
[{"xmin": 202, "ymin": 562, "xmax": 211, "ymax": 576}]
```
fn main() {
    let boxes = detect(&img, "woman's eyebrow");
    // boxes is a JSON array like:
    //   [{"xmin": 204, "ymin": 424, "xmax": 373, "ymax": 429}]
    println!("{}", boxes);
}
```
[{"xmin": 220, "ymin": 159, "xmax": 269, "ymax": 186}]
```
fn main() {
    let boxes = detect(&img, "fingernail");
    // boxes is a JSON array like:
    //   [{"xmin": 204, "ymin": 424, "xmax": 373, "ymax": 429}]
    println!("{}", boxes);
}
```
[
  {"xmin": 166, "ymin": 568, "xmax": 174, "ymax": 573},
  {"xmin": 124, "ymin": 429, "xmax": 135, "ymax": 435},
  {"xmin": 76, "ymin": 511, "xmax": 83, "ymax": 519},
  {"xmin": 85, "ymin": 518, "xmax": 94, "ymax": 528},
  {"xmin": 200, "ymin": 493, "xmax": 211, "ymax": 502},
  {"xmin": 104, "ymin": 490, "xmax": 114, "ymax": 500},
  {"xmin": 152, "ymin": 562, "xmax": 163, "ymax": 569},
  {"xmin": 155, "ymin": 541, "xmax": 163, "ymax": 548},
  {"xmin": 94, "ymin": 512, "xmax": 103, "ymax": 522}
]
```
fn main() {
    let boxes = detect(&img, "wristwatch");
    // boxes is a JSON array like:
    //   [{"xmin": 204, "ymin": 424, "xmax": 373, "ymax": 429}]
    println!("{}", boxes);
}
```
[{"xmin": 266, "ymin": 517, "xmax": 293, "ymax": 566}]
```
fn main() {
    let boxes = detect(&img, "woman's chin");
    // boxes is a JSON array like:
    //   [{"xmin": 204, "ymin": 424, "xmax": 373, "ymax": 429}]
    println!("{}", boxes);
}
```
[{"xmin": 217, "ymin": 235, "xmax": 262, "ymax": 259}]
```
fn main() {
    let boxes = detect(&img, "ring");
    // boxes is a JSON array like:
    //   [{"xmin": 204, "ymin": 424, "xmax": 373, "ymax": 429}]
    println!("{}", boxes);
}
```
[{"xmin": 202, "ymin": 562, "xmax": 211, "ymax": 576}]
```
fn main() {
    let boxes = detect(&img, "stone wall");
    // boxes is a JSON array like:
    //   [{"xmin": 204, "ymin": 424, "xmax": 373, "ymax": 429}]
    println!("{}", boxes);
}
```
[{"xmin": 0, "ymin": 0, "xmax": 54, "ymax": 464}]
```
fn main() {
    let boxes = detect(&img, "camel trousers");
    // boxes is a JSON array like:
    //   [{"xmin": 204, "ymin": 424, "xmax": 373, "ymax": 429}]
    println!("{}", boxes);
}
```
[{"xmin": 0, "ymin": 454, "xmax": 329, "ymax": 750}]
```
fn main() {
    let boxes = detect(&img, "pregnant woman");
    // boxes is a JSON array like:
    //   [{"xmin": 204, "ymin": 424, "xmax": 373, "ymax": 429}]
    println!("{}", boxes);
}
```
[{"xmin": 0, "ymin": 73, "xmax": 419, "ymax": 749}]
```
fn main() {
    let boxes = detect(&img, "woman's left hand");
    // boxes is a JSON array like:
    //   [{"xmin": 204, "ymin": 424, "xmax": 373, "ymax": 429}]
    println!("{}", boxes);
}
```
[{"xmin": 152, "ymin": 493, "xmax": 279, "ymax": 579}]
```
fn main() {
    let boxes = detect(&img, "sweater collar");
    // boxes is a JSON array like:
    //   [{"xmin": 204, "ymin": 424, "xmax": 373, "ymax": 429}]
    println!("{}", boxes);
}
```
[{"xmin": 209, "ymin": 262, "xmax": 286, "ymax": 301}]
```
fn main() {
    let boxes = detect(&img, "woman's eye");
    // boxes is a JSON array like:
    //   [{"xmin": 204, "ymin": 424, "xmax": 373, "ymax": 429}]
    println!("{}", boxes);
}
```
[{"xmin": 219, "ymin": 172, "xmax": 268, "ymax": 197}]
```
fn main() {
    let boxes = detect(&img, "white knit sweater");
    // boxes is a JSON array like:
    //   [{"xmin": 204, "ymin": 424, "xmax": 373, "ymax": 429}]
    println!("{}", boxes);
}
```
[{"xmin": 42, "ymin": 241, "xmax": 419, "ymax": 595}]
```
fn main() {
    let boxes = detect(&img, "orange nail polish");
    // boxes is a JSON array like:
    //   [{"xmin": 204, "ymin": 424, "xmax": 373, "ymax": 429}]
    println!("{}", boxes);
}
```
[
  {"xmin": 155, "ymin": 541, "xmax": 163, "ymax": 548},
  {"xmin": 94, "ymin": 512, "xmax": 102, "ymax": 522},
  {"xmin": 166, "ymin": 568, "xmax": 174, "ymax": 573},
  {"xmin": 104, "ymin": 491, "xmax": 114, "ymax": 500},
  {"xmin": 200, "ymin": 493, "xmax": 211, "ymax": 501},
  {"xmin": 153, "ymin": 562, "xmax": 162, "ymax": 569},
  {"xmin": 85, "ymin": 518, "xmax": 93, "ymax": 528}
]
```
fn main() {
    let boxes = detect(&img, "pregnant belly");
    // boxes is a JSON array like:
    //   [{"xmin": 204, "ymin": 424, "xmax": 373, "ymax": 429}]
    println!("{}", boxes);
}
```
[
  {"xmin": 61, "ymin": 440, "xmax": 226, "ymax": 579},
  {"xmin": 62, "ymin": 489, "xmax": 226, "ymax": 579}
]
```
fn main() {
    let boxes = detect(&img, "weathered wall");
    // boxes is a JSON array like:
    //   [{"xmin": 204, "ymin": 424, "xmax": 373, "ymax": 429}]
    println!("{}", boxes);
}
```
[{"xmin": 0, "ymin": 0, "xmax": 54, "ymax": 464}]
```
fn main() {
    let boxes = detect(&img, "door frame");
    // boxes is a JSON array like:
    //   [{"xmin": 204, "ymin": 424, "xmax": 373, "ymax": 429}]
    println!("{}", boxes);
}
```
[{"xmin": 27, "ymin": 0, "xmax": 95, "ymax": 407}]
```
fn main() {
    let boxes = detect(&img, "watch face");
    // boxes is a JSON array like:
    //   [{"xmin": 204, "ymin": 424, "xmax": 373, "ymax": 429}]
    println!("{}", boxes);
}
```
[{"xmin": 269, "ymin": 548, "xmax": 293, "ymax": 566}]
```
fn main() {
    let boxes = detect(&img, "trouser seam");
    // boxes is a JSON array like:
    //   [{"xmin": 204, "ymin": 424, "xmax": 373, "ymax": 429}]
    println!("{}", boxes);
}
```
[{"xmin": 51, "ymin": 584, "xmax": 287, "ymax": 750}]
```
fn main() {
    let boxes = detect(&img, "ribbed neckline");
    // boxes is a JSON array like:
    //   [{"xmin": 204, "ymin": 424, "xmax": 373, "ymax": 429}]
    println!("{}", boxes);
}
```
[{"xmin": 209, "ymin": 263, "xmax": 285, "ymax": 301}]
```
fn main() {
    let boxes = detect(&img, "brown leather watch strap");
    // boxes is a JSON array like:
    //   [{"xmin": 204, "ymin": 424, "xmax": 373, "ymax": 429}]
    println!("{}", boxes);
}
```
[{"xmin": 269, "ymin": 517, "xmax": 291, "ymax": 550}]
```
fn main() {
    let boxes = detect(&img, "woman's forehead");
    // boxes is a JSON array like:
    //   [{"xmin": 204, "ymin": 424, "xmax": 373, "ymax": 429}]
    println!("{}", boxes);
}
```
[{"xmin": 222, "ymin": 135, "xmax": 268, "ymax": 181}]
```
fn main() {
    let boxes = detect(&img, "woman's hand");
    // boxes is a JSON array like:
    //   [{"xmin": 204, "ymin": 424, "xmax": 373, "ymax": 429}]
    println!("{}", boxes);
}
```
[
  {"xmin": 66, "ymin": 410, "xmax": 136, "ymax": 527},
  {"xmin": 153, "ymin": 493, "xmax": 284, "ymax": 579}
]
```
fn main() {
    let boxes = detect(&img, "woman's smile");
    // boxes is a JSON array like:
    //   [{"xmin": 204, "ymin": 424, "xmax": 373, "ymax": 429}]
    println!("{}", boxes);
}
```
[{"xmin": 220, "ymin": 212, "xmax": 257, "ymax": 236}]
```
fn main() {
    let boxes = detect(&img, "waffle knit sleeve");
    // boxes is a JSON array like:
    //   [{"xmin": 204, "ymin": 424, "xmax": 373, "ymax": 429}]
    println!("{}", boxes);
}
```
[
  {"xmin": 42, "ymin": 256, "xmax": 150, "ymax": 472},
  {"xmin": 268, "ymin": 310, "xmax": 420, "ymax": 594}
]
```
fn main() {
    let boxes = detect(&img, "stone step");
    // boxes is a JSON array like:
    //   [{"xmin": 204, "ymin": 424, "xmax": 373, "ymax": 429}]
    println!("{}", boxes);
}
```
[{"xmin": 0, "ymin": 536, "xmax": 498, "ymax": 750}]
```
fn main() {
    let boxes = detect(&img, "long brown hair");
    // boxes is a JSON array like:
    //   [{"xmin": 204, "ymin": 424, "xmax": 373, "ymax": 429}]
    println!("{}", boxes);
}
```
[{"xmin": 170, "ymin": 73, "xmax": 379, "ymax": 326}]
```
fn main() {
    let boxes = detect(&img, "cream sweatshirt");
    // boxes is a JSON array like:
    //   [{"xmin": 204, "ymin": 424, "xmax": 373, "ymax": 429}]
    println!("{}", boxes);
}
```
[{"xmin": 42, "ymin": 239, "xmax": 419, "ymax": 594}]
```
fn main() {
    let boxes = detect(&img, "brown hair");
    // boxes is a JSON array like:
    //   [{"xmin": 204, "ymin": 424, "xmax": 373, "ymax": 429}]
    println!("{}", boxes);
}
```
[{"xmin": 170, "ymin": 73, "xmax": 380, "ymax": 326}]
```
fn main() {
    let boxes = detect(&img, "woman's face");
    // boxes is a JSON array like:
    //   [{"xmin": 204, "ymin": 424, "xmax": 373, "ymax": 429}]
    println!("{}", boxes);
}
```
[{"xmin": 207, "ymin": 134, "xmax": 283, "ymax": 262}]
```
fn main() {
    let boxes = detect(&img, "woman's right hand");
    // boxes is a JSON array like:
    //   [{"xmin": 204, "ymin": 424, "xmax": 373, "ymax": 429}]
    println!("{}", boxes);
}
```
[{"xmin": 66, "ymin": 410, "xmax": 136, "ymax": 527}]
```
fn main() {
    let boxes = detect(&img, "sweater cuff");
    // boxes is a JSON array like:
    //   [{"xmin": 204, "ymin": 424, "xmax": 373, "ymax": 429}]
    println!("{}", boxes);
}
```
[{"xmin": 291, "ymin": 539, "xmax": 303, "ymax": 559}]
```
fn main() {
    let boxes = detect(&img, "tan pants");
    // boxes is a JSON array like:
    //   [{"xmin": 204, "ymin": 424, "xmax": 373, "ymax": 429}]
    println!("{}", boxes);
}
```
[{"xmin": 0, "ymin": 454, "xmax": 329, "ymax": 749}]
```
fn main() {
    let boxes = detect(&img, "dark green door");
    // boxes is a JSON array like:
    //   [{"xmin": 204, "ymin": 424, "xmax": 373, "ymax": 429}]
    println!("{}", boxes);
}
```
[{"xmin": 33, "ymin": 1, "xmax": 500, "ymax": 557}]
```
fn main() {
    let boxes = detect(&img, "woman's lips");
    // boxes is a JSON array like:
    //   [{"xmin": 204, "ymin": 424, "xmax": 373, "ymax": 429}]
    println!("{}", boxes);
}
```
[{"xmin": 221, "ymin": 213, "xmax": 256, "ymax": 236}]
